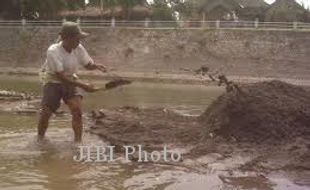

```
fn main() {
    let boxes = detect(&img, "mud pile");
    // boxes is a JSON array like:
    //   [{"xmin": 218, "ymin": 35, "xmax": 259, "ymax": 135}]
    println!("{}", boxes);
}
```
[
  {"xmin": 89, "ymin": 107, "xmax": 202, "ymax": 149},
  {"xmin": 199, "ymin": 80, "xmax": 310, "ymax": 143}
]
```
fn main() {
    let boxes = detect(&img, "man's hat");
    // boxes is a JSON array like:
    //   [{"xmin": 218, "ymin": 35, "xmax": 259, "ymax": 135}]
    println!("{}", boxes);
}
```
[{"xmin": 59, "ymin": 21, "xmax": 89, "ymax": 39}]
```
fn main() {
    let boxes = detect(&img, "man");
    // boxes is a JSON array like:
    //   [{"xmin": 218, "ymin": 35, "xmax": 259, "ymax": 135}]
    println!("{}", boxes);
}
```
[{"xmin": 38, "ymin": 21, "xmax": 106, "ymax": 143}]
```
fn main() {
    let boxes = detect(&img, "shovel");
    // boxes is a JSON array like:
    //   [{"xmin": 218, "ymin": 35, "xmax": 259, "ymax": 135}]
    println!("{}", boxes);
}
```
[
  {"xmin": 99, "ymin": 78, "xmax": 132, "ymax": 91},
  {"xmin": 90, "ymin": 67, "xmax": 132, "ymax": 91}
]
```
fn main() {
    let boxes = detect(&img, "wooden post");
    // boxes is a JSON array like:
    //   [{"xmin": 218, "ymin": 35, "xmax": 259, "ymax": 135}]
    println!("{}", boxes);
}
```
[
  {"xmin": 293, "ymin": 21, "xmax": 298, "ymax": 30},
  {"xmin": 144, "ymin": 17, "xmax": 150, "ymax": 28},
  {"xmin": 216, "ymin": 20, "xmax": 220, "ymax": 29},
  {"xmin": 254, "ymin": 18, "xmax": 259, "ymax": 29},
  {"xmin": 111, "ymin": 17, "xmax": 115, "ymax": 27},
  {"xmin": 62, "ymin": 18, "xmax": 66, "ymax": 24},
  {"xmin": 21, "ymin": 18, "xmax": 26, "ymax": 30},
  {"xmin": 202, "ymin": 12, "xmax": 206, "ymax": 28}
]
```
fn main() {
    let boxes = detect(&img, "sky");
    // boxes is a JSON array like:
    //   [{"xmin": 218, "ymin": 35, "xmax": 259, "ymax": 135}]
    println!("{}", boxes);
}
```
[{"xmin": 85, "ymin": 0, "xmax": 310, "ymax": 8}]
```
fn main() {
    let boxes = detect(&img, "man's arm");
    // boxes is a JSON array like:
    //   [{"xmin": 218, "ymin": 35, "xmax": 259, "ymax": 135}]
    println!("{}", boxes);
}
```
[
  {"xmin": 84, "ymin": 62, "xmax": 107, "ymax": 73},
  {"xmin": 55, "ymin": 72, "xmax": 99, "ymax": 92}
]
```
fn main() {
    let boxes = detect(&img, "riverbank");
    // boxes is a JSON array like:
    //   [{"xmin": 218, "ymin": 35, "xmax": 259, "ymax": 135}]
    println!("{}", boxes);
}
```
[{"xmin": 1, "ymin": 28, "xmax": 310, "ymax": 81}]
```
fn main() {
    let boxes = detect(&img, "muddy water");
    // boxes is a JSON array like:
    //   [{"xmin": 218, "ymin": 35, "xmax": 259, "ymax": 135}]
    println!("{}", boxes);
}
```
[
  {"xmin": 0, "ymin": 75, "xmax": 221, "ymax": 190},
  {"xmin": 0, "ymin": 75, "xmax": 308, "ymax": 190},
  {"xmin": 0, "ymin": 75, "xmax": 221, "ymax": 115}
]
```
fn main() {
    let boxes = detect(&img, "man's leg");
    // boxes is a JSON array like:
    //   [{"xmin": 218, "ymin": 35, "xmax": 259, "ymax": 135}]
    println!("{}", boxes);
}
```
[
  {"xmin": 38, "ymin": 83, "xmax": 62, "ymax": 141},
  {"xmin": 66, "ymin": 96, "xmax": 83, "ymax": 142},
  {"xmin": 37, "ymin": 105, "xmax": 53, "ymax": 141}
]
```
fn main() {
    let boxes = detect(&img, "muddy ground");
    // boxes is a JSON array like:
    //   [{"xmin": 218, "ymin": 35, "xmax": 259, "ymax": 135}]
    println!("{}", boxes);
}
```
[
  {"xmin": 88, "ymin": 106, "xmax": 309, "ymax": 172},
  {"xmin": 1, "ymin": 80, "xmax": 309, "ymax": 188},
  {"xmin": 85, "ymin": 80, "xmax": 310, "ymax": 187}
]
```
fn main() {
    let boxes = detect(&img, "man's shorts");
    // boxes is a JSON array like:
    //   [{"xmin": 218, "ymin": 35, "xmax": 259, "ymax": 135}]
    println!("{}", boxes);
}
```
[{"xmin": 41, "ymin": 83, "xmax": 83, "ymax": 112}]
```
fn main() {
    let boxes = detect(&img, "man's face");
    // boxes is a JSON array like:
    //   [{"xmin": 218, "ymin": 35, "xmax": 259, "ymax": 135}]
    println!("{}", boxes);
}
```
[{"xmin": 67, "ymin": 35, "xmax": 80, "ymax": 49}]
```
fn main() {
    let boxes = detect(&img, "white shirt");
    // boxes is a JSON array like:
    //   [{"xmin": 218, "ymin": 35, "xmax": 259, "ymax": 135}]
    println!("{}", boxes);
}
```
[{"xmin": 41, "ymin": 42, "xmax": 94, "ymax": 83}]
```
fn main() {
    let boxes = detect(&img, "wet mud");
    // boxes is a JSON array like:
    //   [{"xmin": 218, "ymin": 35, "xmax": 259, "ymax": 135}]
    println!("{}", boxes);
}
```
[{"xmin": 88, "ymin": 80, "xmax": 310, "ymax": 188}]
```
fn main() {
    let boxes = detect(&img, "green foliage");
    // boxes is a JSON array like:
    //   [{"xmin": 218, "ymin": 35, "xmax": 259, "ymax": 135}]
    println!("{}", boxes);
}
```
[
  {"xmin": 150, "ymin": 0, "xmax": 176, "ymax": 20},
  {"xmin": 20, "ymin": 0, "xmax": 86, "ymax": 19},
  {"xmin": 89, "ymin": 0, "xmax": 118, "ymax": 6},
  {"xmin": 65, "ymin": 0, "xmax": 85, "ymax": 10},
  {"xmin": 1, "ymin": 0, "xmax": 86, "ymax": 19},
  {"xmin": 118, "ymin": 0, "xmax": 141, "ymax": 19},
  {"xmin": 1, "ymin": 0, "xmax": 309, "ymax": 21},
  {"xmin": 166, "ymin": 0, "xmax": 241, "ymax": 20},
  {"xmin": 237, "ymin": 7, "xmax": 267, "ymax": 21},
  {"xmin": 167, "ymin": 0, "xmax": 195, "ymax": 19},
  {"xmin": 88, "ymin": 0, "xmax": 142, "ymax": 19},
  {"xmin": 21, "ymin": 0, "xmax": 66, "ymax": 19}
]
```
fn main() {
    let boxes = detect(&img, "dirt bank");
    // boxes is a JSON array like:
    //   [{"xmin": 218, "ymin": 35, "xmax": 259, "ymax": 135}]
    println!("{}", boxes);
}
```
[
  {"xmin": 1, "ymin": 28, "xmax": 310, "ymax": 80},
  {"xmin": 199, "ymin": 80, "xmax": 310, "ymax": 144}
]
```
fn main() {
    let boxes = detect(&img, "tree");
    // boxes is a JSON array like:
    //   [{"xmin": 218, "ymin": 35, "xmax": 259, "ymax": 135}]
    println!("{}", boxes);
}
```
[
  {"xmin": 235, "ymin": 0, "xmax": 269, "ymax": 21},
  {"xmin": 117, "ymin": 0, "xmax": 141, "ymax": 19},
  {"xmin": 20, "ymin": 0, "xmax": 86, "ymax": 19},
  {"xmin": 150, "ymin": 0, "xmax": 176, "ymax": 20},
  {"xmin": 166, "ymin": 0, "xmax": 240, "ymax": 20},
  {"xmin": 0, "ymin": 0, "xmax": 21, "ymax": 19},
  {"xmin": 166, "ymin": 0, "xmax": 195, "ymax": 20},
  {"xmin": 21, "ymin": 0, "xmax": 67, "ymax": 19},
  {"xmin": 65, "ymin": 0, "xmax": 85, "ymax": 10},
  {"xmin": 88, "ymin": 0, "xmax": 143, "ymax": 19},
  {"xmin": 102, "ymin": 0, "xmax": 119, "ymax": 17}
]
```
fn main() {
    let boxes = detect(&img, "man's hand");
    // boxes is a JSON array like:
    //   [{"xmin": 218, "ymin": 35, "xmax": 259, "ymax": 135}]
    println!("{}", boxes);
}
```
[
  {"xmin": 81, "ymin": 83, "xmax": 101, "ymax": 93},
  {"xmin": 55, "ymin": 72, "xmax": 101, "ymax": 93},
  {"xmin": 85, "ymin": 63, "xmax": 107, "ymax": 73},
  {"xmin": 96, "ymin": 64, "xmax": 107, "ymax": 73}
]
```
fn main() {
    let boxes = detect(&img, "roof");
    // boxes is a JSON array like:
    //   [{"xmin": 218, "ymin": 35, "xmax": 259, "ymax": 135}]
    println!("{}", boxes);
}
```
[
  {"xmin": 270, "ymin": 0, "xmax": 304, "ymax": 8},
  {"xmin": 266, "ymin": 0, "xmax": 305, "ymax": 13},
  {"xmin": 264, "ymin": 0, "xmax": 307, "ymax": 21}
]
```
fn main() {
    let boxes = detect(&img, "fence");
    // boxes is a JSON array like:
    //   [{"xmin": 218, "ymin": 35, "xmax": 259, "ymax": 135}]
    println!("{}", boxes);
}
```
[{"xmin": 0, "ymin": 19, "xmax": 310, "ymax": 30}]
